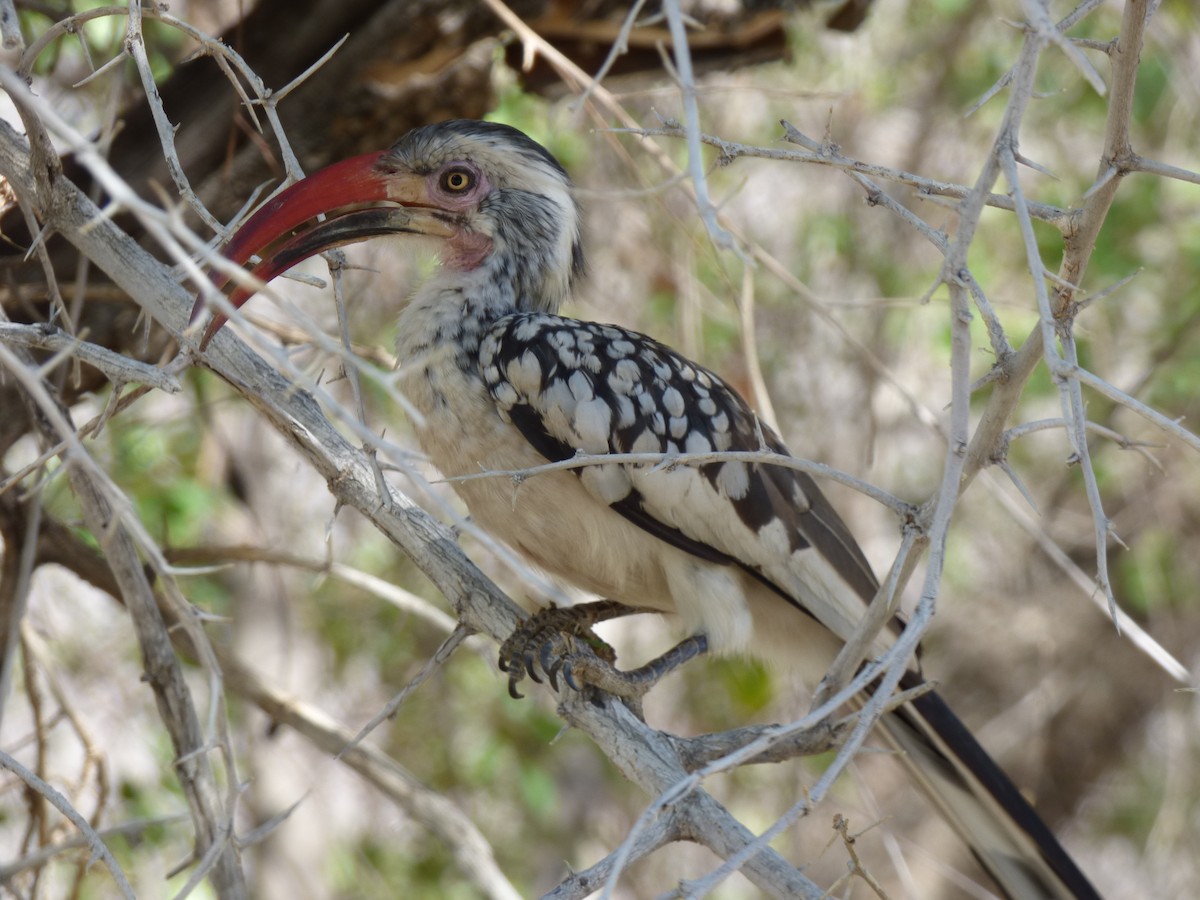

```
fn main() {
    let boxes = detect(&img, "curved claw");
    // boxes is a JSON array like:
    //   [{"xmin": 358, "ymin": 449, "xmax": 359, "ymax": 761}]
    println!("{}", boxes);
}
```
[
  {"xmin": 523, "ymin": 651, "xmax": 544, "ymax": 684},
  {"xmin": 562, "ymin": 660, "xmax": 583, "ymax": 693},
  {"xmin": 507, "ymin": 677, "xmax": 525, "ymax": 700},
  {"xmin": 544, "ymin": 656, "xmax": 565, "ymax": 692},
  {"xmin": 539, "ymin": 640, "xmax": 558, "ymax": 676}
]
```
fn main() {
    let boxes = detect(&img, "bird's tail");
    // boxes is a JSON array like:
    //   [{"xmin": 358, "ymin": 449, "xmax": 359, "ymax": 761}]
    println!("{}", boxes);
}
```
[{"xmin": 877, "ymin": 675, "xmax": 1101, "ymax": 899}]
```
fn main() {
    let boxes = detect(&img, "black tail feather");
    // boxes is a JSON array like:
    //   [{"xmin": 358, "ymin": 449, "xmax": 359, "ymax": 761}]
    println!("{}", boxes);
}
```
[{"xmin": 877, "ymin": 672, "xmax": 1102, "ymax": 899}]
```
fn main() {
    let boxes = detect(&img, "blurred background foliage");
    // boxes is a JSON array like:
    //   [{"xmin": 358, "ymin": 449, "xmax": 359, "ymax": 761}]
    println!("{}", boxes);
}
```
[{"xmin": 2, "ymin": 0, "xmax": 1199, "ymax": 897}]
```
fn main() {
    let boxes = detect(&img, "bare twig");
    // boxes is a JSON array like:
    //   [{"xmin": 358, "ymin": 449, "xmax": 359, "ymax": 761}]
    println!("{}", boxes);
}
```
[
  {"xmin": 0, "ymin": 0, "xmax": 23, "ymax": 51},
  {"xmin": 661, "ymin": 0, "xmax": 735, "ymax": 250},
  {"xmin": 0, "ymin": 749, "xmax": 136, "ymax": 899},
  {"xmin": 999, "ymin": 140, "xmax": 1120, "ymax": 623},
  {"xmin": 982, "ymin": 469, "xmax": 1190, "ymax": 684},
  {"xmin": 440, "ymin": 447, "xmax": 915, "ymax": 518},
  {"xmin": 0, "ymin": 340, "xmax": 247, "ymax": 897},
  {"xmin": 123, "ymin": 0, "xmax": 223, "ymax": 232},
  {"xmin": 338, "ymin": 624, "xmax": 473, "ymax": 756},
  {"xmin": 962, "ymin": 0, "xmax": 1155, "ymax": 494},
  {"xmin": 0, "ymin": 322, "xmax": 181, "ymax": 392},
  {"xmin": 0, "ymin": 476, "xmax": 42, "ymax": 728},
  {"xmin": 0, "ymin": 813, "xmax": 189, "ymax": 883},
  {"xmin": 965, "ymin": 0, "xmax": 1110, "ymax": 117},
  {"xmin": 621, "ymin": 122, "xmax": 1075, "ymax": 228},
  {"xmin": 1125, "ymin": 153, "xmax": 1200, "ymax": 186},
  {"xmin": 574, "ymin": 0, "xmax": 652, "ymax": 111}
]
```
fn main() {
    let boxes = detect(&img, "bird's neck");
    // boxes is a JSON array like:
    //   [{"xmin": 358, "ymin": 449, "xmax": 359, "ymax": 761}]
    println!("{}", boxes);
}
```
[
  {"xmin": 395, "ymin": 284, "xmax": 490, "ymax": 361},
  {"xmin": 393, "ymin": 274, "xmax": 524, "ymax": 424},
  {"xmin": 394, "ymin": 222, "xmax": 579, "ymax": 405},
  {"xmin": 400, "ymin": 237, "xmax": 569, "ymax": 343},
  {"xmin": 477, "ymin": 188, "xmax": 582, "ymax": 315}
]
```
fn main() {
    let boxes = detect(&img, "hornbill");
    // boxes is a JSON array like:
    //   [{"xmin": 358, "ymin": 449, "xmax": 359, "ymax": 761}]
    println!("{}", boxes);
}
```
[{"xmin": 193, "ymin": 119, "xmax": 1101, "ymax": 899}]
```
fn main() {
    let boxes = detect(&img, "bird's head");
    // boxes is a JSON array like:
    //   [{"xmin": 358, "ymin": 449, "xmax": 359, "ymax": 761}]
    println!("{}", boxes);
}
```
[{"xmin": 192, "ymin": 119, "xmax": 584, "ymax": 348}]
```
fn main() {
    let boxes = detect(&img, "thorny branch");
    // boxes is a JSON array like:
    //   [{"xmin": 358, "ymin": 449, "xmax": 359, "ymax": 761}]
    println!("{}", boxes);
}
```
[
  {"xmin": 0, "ymin": 749, "xmax": 136, "ymax": 899},
  {"xmin": 0, "ymin": 322, "xmax": 181, "ymax": 393},
  {"xmin": 0, "ymin": 337, "xmax": 246, "ymax": 896},
  {"xmin": 626, "ymin": 122, "xmax": 1076, "ymax": 227},
  {"xmin": 442, "ymin": 446, "xmax": 916, "ymax": 518}
]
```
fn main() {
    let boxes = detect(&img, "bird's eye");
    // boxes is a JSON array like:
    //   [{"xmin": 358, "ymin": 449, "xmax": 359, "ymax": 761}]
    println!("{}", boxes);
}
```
[{"xmin": 440, "ymin": 167, "xmax": 475, "ymax": 193}]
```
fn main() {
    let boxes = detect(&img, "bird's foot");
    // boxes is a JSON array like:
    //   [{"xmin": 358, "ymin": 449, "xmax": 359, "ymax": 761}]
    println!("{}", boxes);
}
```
[
  {"xmin": 549, "ymin": 634, "xmax": 709, "ymax": 714},
  {"xmin": 499, "ymin": 602, "xmax": 708, "ymax": 719},
  {"xmin": 498, "ymin": 603, "xmax": 627, "ymax": 700}
]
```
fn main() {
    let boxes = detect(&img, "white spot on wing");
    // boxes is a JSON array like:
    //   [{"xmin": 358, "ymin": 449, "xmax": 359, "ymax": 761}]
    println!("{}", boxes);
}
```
[
  {"xmin": 613, "ymin": 358, "xmax": 640, "ymax": 386},
  {"xmin": 515, "ymin": 318, "xmax": 543, "ymax": 341},
  {"xmin": 540, "ymin": 379, "xmax": 575, "ymax": 435},
  {"xmin": 716, "ymin": 461, "xmax": 749, "ymax": 499},
  {"xmin": 568, "ymin": 369, "xmax": 593, "ymax": 402},
  {"xmin": 508, "ymin": 351, "xmax": 542, "ymax": 392},
  {"xmin": 662, "ymin": 387, "xmax": 685, "ymax": 417},
  {"xmin": 757, "ymin": 517, "xmax": 792, "ymax": 559},
  {"xmin": 574, "ymin": 397, "xmax": 612, "ymax": 451},
  {"xmin": 493, "ymin": 382, "xmax": 519, "ymax": 408},
  {"xmin": 791, "ymin": 482, "xmax": 812, "ymax": 513},
  {"xmin": 630, "ymin": 428, "xmax": 660, "ymax": 453},
  {"xmin": 581, "ymin": 464, "xmax": 632, "ymax": 504},
  {"xmin": 614, "ymin": 394, "xmax": 636, "ymax": 429}
]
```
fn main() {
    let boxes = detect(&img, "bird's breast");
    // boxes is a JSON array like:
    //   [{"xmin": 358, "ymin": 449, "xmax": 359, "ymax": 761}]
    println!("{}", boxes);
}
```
[{"xmin": 393, "ymin": 323, "xmax": 671, "ymax": 607}]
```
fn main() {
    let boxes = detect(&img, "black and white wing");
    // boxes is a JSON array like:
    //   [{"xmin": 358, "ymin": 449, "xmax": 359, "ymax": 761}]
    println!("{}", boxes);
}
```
[{"xmin": 479, "ymin": 311, "xmax": 882, "ymax": 644}]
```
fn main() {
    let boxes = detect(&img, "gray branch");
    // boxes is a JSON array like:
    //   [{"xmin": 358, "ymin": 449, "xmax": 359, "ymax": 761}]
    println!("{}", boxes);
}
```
[
  {"xmin": 0, "ymin": 322, "xmax": 181, "ymax": 392},
  {"xmin": 0, "ymin": 749, "xmax": 136, "ymax": 898}
]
